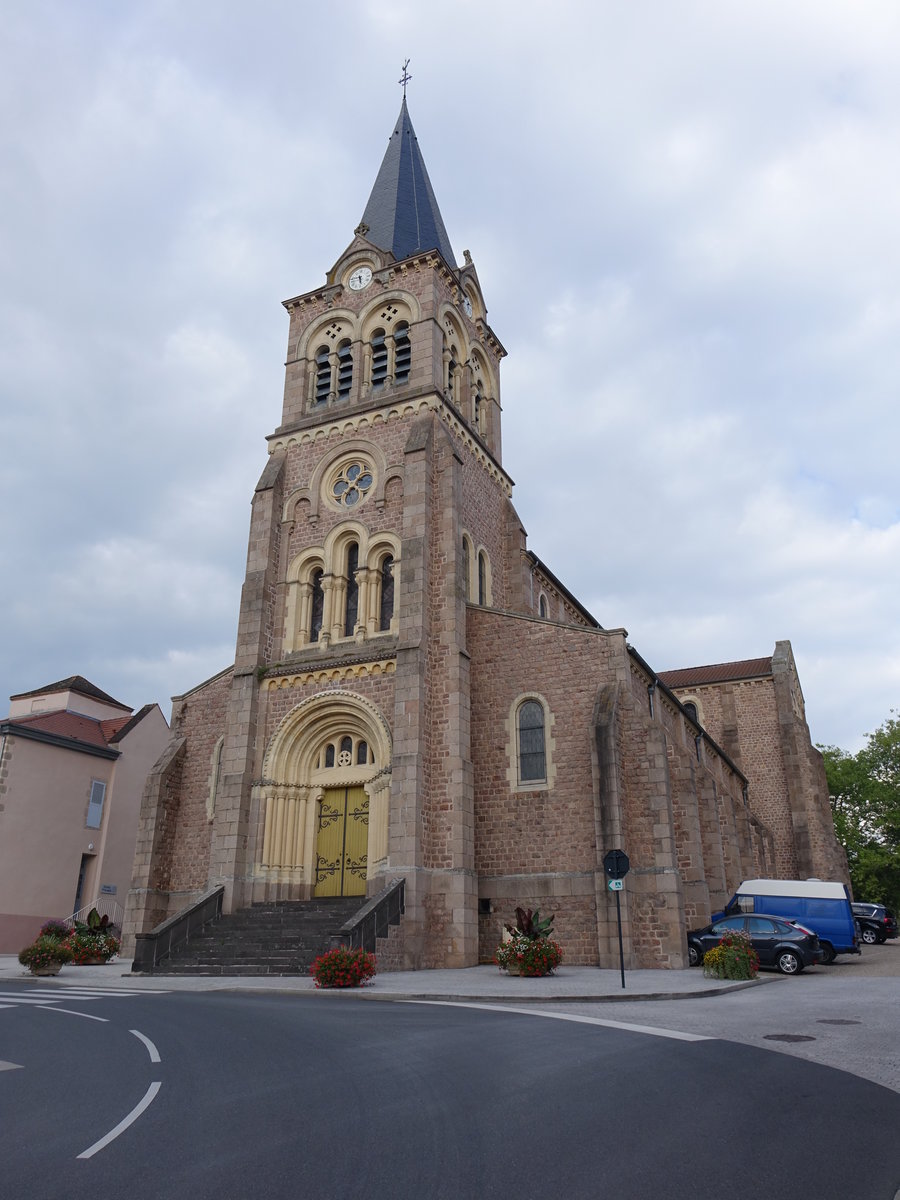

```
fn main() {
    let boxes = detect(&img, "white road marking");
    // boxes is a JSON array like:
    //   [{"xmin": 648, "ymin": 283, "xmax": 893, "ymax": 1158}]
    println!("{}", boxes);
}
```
[
  {"xmin": 0, "ymin": 1060, "xmax": 23, "ymax": 1071},
  {"xmin": 407, "ymin": 1000, "xmax": 713, "ymax": 1042},
  {"xmin": 39, "ymin": 1007, "xmax": 108, "ymax": 1022},
  {"xmin": 130, "ymin": 1029, "xmax": 161, "ymax": 1063},
  {"xmin": 77, "ymin": 1081, "xmax": 162, "ymax": 1159}
]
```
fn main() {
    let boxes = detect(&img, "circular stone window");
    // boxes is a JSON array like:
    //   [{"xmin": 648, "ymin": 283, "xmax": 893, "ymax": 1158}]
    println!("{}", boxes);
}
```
[{"xmin": 327, "ymin": 460, "xmax": 375, "ymax": 510}]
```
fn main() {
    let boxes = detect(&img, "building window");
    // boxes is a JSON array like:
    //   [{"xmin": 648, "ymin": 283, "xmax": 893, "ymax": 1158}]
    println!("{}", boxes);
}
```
[
  {"xmin": 683, "ymin": 701, "xmax": 699, "ymax": 723},
  {"xmin": 331, "ymin": 461, "xmax": 374, "ymax": 509},
  {"xmin": 371, "ymin": 329, "xmax": 388, "ymax": 389},
  {"xmin": 446, "ymin": 346, "xmax": 458, "ymax": 404},
  {"xmin": 314, "ymin": 346, "xmax": 331, "ymax": 404},
  {"xmin": 356, "ymin": 740, "xmax": 369, "ymax": 765},
  {"xmin": 379, "ymin": 555, "xmax": 394, "ymax": 630},
  {"xmin": 539, "ymin": 594, "xmax": 547, "ymax": 618},
  {"xmin": 86, "ymin": 780, "xmax": 106, "ymax": 828},
  {"xmin": 336, "ymin": 339, "xmax": 353, "ymax": 400},
  {"xmin": 394, "ymin": 322, "xmax": 411, "ymax": 384},
  {"xmin": 344, "ymin": 543, "xmax": 359, "ymax": 637},
  {"xmin": 478, "ymin": 551, "xmax": 488, "ymax": 605},
  {"xmin": 310, "ymin": 569, "xmax": 325, "ymax": 642},
  {"xmin": 517, "ymin": 701, "xmax": 546, "ymax": 783}
]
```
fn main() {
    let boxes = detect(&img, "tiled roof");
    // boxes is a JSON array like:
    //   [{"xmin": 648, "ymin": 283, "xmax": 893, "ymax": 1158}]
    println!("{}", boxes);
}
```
[
  {"xmin": 13, "ymin": 710, "xmax": 116, "ymax": 749},
  {"xmin": 360, "ymin": 97, "xmax": 456, "ymax": 266},
  {"xmin": 9, "ymin": 675, "xmax": 130, "ymax": 711},
  {"xmin": 657, "ymin": 657, "xmax": 774, "ymax": 689}
]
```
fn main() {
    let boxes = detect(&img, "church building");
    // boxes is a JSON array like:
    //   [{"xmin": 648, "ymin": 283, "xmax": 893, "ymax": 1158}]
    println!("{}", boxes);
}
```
[{"xmin": 124, "ymin": 91, "xmax": 846, "ymax": 971}]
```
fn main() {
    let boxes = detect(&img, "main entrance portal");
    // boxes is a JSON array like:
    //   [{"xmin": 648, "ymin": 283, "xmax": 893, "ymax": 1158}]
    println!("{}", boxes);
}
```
[{"xmin": 314, "ymin": 786, "xmax": 369, "ymax": 897}]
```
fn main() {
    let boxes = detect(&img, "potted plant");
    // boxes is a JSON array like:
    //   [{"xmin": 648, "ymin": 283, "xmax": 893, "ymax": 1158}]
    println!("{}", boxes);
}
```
[
  {"xmin": 311, "ymin": 945, "xmax": 376, "ymax": 988},
  {"xmin": 18, "ymin": 936, "xmax": 74, "ymax": 976},
  {"xmin": 702, "ymin": 929, "xmax": 759, "ymax": 981},
  {"xmin": 67, "ymin": 907, "xmax": 120, "ymax": 965},
  {"xmin": 494, "ymin": 907, "xmax": 563, "ymax": 977}
]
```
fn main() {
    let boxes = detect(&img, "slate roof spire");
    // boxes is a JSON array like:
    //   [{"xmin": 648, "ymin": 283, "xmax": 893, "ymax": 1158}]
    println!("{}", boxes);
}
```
[{"xmin": 360, "ymin": 95, "xmax": 456, "ymax": 267}]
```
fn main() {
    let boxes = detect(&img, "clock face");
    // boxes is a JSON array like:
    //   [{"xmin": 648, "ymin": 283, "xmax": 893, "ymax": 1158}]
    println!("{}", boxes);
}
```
[
  {"xmin": 462, "ymin": 294, "xmax": 473, "ymax": 318},
  {"xmin": 348, "ymin": 266, "xmax": 373, "ymax": 291}
]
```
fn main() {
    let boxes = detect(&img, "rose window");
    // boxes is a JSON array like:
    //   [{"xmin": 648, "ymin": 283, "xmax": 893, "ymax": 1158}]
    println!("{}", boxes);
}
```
[{"xmin": 332, "ymin": 462, "xmax": 374, "ymax": 508}]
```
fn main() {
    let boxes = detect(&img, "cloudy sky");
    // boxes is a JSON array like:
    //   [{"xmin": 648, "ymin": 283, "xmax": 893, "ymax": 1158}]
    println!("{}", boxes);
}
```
[{"xmin": 2, "ymin": 1, "xmax": 898, "ymax": 752}]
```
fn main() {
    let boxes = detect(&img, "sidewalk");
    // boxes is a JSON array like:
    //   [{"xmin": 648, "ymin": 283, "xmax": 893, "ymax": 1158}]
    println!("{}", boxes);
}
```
[{"xmin": 0, "ymin": 955, "xmax": 767, "ymax": 1002}]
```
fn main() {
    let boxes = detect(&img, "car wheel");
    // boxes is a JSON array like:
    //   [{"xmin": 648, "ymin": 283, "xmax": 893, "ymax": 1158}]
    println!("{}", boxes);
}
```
[
  {"xmin": 688, "ymin": 944, "xmax": 702, "ymax": 967},
  {"xmin": 819, "ymin": 943, "xmax": 836, "ymax": 964},
  {"xmin": 776, "ymin": 950, "xmax": 803, "ymax": 975},
  {"xmin": 861, "ymin": 927, "xmax": 878, "ymax": 945}
]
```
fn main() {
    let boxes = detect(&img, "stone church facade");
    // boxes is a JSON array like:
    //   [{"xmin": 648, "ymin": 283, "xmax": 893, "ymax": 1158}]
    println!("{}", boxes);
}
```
[{"xmin": 124, "ymin": 97, "xmax": 846, "ymax": 970}]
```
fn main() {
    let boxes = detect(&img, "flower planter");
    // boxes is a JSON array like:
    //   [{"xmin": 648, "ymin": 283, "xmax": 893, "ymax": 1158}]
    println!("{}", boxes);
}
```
[
  {"xmin": 29, "ymin": 963, "xmax": 63, "ymax": 977},
  {"xmin": 74, "ymin": 957, "xmax": 108, "ymax": 966},
  {"xmin": 506, "ymin": 961, "xmax": 522, "ymax": 976}
]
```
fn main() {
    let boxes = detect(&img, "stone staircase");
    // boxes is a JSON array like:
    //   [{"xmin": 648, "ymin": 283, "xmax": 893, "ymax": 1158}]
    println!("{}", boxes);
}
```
[{"xmin": 152, "ymin": 898, "xmax": 365, "ymax": 976}]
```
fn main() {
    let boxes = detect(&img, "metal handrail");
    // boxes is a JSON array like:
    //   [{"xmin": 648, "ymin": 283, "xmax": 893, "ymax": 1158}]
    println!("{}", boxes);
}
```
[
  {"xmin": 337, "ymin": 877, "xmax": 405, "ymax": 954},
  {"xmin": 131, "ymin": 886, "xmax": 225, "ymax": 973},
  {"xmin": 67, "ymin": 896, "xmax": 125, "ymax": 930}
]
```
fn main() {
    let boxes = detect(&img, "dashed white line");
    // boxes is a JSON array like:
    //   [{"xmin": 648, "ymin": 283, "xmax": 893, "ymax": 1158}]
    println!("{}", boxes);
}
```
[
  {"xmin": 76, "ymin": 1082, "xmax": 162, "ymax": 1159},
  {"xmin": 130, "ymin": 1029, "xmax": 161, "ymax": 1063},
  {"xmin": 39, "ymin": 1007, "xmax": 108, "ymax": 1022}
]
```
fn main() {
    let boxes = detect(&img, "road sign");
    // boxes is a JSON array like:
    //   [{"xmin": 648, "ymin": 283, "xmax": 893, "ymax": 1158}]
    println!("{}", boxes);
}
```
[
  {"xmin": 603, "ymin": 849, "xmax": 630, "ymax": 879},
  {"xmin": 608, "ymin": 879, "xmax": 623, "ymax": 891}
]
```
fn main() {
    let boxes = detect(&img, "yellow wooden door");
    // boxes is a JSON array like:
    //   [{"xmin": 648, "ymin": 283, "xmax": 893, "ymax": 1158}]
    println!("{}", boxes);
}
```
[{"xmin": 314, "ymin": 787, "xmax": 368, "ymax": 897}]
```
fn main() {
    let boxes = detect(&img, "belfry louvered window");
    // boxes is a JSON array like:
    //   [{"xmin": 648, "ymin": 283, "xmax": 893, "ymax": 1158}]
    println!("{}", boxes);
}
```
[
  {"xmin": 394, "ymin": 322, "xmax": 411, "ymax": 384},
  {"xmin": 371, "ymin": 330, "xmax": 388, "ymax": 389},
  {"xmin": 337, "ymin": 340, "xmax": 353, "ymax": 400},
  {"xmin": 315, "ymin": 346, "xmax": 331, "ymax": 404},
  {"xmin": 517, "ymin": 701, "xmax": 546, "ymax": 783}
]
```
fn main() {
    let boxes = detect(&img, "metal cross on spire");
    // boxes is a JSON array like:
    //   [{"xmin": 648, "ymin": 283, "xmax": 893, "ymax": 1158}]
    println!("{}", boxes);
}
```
[{"xmin": 399, "ymin": 58, "xmax": 412, "ymax": 98}]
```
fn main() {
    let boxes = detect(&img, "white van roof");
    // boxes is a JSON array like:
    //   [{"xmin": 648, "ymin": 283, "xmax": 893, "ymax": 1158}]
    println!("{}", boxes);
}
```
[{"xmin": 736, "ymin": 879, "xmax": 849, "ymax": 900}]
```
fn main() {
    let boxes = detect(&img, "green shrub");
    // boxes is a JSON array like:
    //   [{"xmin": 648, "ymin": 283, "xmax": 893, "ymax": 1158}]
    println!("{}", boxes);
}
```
[{"xmin": 702, "ymin": 930, "xmax": 759, "ymax": 981}]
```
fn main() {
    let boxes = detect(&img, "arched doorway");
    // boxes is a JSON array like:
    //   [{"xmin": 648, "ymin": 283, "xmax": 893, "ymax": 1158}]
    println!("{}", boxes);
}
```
[{"xmin": 257, "ymin": 691, "xmax": 392, "ymax": 898}]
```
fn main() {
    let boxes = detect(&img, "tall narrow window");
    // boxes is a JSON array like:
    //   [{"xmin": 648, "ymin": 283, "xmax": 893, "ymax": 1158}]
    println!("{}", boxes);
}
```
[
  {"xmin": 86, "ymin": 780, "xmax": 106, "ymax": 828},
  {"xmin": 315, "ymin": 346, "xmax": 331, "ymax": 404},
  {"xmin": 394, "ymin": 322, "xmax": 411, "ymax": 384},
  {"xmin": 310, "ymin": 570, "xmax": 324, "ymax": 642},
  {"xmin": 371, "ymin": 329, "xmax": 388, "ymax": 389},
  {"xmin": 446, "ymin": 347, "xmax": 458, "ymax": 402},
  {"xmin": 518, "ymin": 701, "xmax": 546, "ymax": 783},
  {"xmin": 325, "ymin": 743, "xmax": 335, "ymax": 768},
  {"xmin": 356, "ymin": 740, "xmax": 369, "ymax": 765},
  {"xmin": 344, "ymin": 543, "xmax": 359, "ymax": 637},
  {"xmin": 539, "ymin": 594, "xmax": 547, "ymax": 618},
  {"xmin": 463, "ymin": 540, "xmax": 471, "ymax": 601},
  {"xmin": 683, "ymin": 702, "xmax": 698, "ymax": 723},
  {"xmin": 339, "ymin": 736, "xmax": 353, "ymax": 766},
  {"xmin": 379, "ymin": 555, "xmax": 394, "ymax": 630},
  {"xmin": 478, "ymin": 551, "xmax": 487, "ymax": 606},
  {"xmin": 337, "ymin": 340, "xmax": 353, "ymax": 400}
]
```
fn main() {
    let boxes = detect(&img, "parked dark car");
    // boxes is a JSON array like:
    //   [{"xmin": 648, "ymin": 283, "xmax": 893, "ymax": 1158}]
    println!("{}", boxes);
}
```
[
  {"xmin": 687, "ymin": 913, "xmax": 823, "ymax": 975},
  {"xmin": 851, "ymin": 902, "xmax": 898, "ymax": 944}
]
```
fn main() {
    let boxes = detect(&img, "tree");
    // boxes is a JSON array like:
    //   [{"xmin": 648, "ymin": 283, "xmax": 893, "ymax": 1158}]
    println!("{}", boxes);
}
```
[{"xmin": 819, "ymin": 712, "xmax": 900, "ymax": 914}]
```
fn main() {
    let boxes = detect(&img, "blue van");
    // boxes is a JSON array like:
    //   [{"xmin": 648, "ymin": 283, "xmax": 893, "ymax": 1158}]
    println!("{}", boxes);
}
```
[{"xmin": 717, "ymin": 879, "xmax": 860, "ymax": 964}]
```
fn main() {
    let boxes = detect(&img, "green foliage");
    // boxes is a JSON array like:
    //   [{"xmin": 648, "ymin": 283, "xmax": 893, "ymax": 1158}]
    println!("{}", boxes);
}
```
[
  {"xmin": 701, "ymin": 931, "xmax": 758, "ymax": 981},
  {"xmin": 820, "ymin": 711, "xmax": 900, "ymax": 912},
  {"xmin": 311, "ymin": 945, "xmax": 376, "ymax": 988},
  {"xmin": 504, "ymin": 907, "xmax": 555, "ymax": 942}
]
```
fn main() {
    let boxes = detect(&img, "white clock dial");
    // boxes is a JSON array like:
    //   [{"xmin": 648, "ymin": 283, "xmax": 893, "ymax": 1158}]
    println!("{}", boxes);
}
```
[
  {"xmin": 348, "ymin": 266, "xmax": 373, "ymax": 291},
  {"xmin": 462, "ymin": 294, "xmax": 473, "ymax": 318}
]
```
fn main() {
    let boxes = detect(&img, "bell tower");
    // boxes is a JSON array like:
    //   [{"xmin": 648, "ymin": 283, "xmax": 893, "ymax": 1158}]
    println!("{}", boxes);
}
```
[{"xmin": 204, "ymin": 78, "xmax": 511, "ymax": 968}]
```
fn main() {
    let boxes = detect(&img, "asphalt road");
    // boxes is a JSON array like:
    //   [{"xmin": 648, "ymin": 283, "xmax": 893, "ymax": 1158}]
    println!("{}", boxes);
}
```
[{"xmin": 2, "ymin": 983, "xmax": 899, "ymax": 1200}]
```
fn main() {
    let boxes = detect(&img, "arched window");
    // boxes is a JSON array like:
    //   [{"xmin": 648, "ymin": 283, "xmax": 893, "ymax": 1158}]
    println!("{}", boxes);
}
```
[
  {"xmin": 517, "ymin": 701, "xmax": 546, "ymax": 783},
  {"xmin": 371, "ymin": 329, "xmax": 388, "ymax": 389},
  {"xmin": 310, "ymin": 570, "xmax": 324, "ymax": 642},
  {"xmin": 339, "ymin": 736, "xmax": 353, "ymax": 765},
  {"xmin": 539, "ymin": 594, "xmax": 547, "ymax": 619},
  {"xmin": 337, "ymin": 339, "xmax": 353, "ymax": 400},
  {"xmin": 683, "ymin": 702, "xmax": 698, "ymax": 723},
  {"xmin": 446, "ymin": 346, "xmax": 458, "ymax": 403},
  {"xmin": 394, "ymin": 322, "xmax": 411, "ymax": 384},
  {"xmin": 463, "ymin": 539, "xmax": 471, "ymax": 600},
  {"xmin": 344, "ymin": 543, "xmax": 359, "ymax": 637},
  {"xmin": 315, "ymin": 346, "xmax": 331, "ymax": 405},
  {"xmin": 356, "ymin": 740, "xmax": 369, "ymax": 765},
  {"xmin": 379, "ymin": 555, "xmax": 394, "ymax": 631},
  {"xmin": 478, "ymin": 551, "xmax": 488, "ymax": 606},
  {"xmin": 325, "ymin": 743, "xmax": 335, "ymax": 768}
]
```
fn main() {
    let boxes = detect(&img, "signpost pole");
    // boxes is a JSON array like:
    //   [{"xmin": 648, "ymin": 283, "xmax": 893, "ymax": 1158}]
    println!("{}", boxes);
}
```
[{"xmin": 615, "ymin": 888, "xmax": 625, "ymax": 989}]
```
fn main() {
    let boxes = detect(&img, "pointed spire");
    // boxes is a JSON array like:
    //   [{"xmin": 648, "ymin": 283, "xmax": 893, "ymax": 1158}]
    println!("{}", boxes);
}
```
[{"xmin": 360, "ymin": 96, "xmax": 456, "ymax": 267}]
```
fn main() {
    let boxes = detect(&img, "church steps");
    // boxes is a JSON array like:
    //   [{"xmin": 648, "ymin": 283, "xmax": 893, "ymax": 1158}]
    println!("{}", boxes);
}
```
[{"xmin": 149, "ymin": 898, "xmax": 364, "ymax": 976}]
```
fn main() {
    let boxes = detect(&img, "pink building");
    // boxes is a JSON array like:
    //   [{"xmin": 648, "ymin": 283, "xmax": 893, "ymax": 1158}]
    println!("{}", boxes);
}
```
[{"xmin": 0, "ymin": 676, "xmax": 168, "ymax": 952}]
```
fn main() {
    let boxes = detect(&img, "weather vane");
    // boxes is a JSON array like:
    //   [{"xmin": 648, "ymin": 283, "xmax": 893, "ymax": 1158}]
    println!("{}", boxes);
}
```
[{"xmin": 399, "ymin": 58, "xmax": 412, "ymax": 97}]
